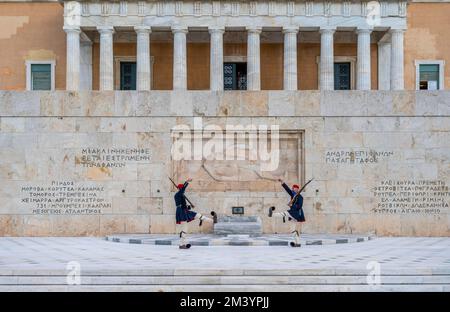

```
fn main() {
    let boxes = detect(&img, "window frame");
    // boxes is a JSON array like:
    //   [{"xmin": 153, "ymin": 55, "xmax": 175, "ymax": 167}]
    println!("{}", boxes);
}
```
[
  {"xmin": 26, "ymin": 60, "xmax": 56, "ymax": 91},
  {"xmin": 415, "ymin": 60, "xmax": 445, "ymax": 91},
  {"xmin": 114, "ymin": 56, "xmax": 154, "ymax": 90},
  {"xmin": 316, "ymin": 56, "xmax": 357, "ymax": 90}
]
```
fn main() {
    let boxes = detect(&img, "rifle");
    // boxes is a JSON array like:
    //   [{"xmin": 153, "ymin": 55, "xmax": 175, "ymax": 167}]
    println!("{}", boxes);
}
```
[
  {"xmin": 168, "ymin": 177, "xmax": 195, "ymax": 209},
  {"xmin": 287, "ymin": 178, "xmax": 314, "ymax": 207}
]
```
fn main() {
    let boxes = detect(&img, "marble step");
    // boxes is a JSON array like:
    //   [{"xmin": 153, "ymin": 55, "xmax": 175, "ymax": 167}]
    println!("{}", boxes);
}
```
[
  {"xmin": 2, "ymin": 284, "xmax": 449, "ymax": 292},
  {"xmin": 1, "ymin": 275, "xmax": 450, "ymax": 285},
  {"xmin": 2, "ymin": 267, "xmax": 448, "ymax": 276}
]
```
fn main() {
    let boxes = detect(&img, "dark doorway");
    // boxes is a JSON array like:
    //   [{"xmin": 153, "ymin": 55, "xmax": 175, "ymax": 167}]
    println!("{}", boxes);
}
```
[
  {"xmin": 224, "ymin": 62, "xmax": 247, "ymax": 90},
  {"xmin": 334, "ymin": 62, "xmax": 351, "ymax": 90},
  {"xmin": 120, "ymin": 62, "xmax": 136, "ymax": 90}
]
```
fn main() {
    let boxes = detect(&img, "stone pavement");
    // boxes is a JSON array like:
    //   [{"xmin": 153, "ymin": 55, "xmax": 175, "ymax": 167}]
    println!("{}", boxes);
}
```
[
  {"xmin": 106, "ymin": 233, "xmax": 374, "ymax": 246},
  {"xmin": 0, "ymin": 236, "xmax": 449, "ymax": 291}
]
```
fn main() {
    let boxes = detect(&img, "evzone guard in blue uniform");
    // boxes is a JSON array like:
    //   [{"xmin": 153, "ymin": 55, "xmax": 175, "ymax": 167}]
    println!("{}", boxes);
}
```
[
  {"xmin": 268, "ymin": 179, "xmax": 306, "ymax": 247},
  {"xmin": 175, "ymin": 178, "xmax": 217, "ymax": 249}
]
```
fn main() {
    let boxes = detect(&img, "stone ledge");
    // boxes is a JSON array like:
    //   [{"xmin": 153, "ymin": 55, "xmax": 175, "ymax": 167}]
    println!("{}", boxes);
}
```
[{"xmin": 1, "ymin": 91, "xmax": 449, "ymax": 117}]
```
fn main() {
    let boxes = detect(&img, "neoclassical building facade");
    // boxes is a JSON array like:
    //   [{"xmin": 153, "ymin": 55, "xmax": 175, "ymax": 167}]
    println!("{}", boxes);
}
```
[
  {"xmin": 0, "ymin": 0, "xmax": 449, "ymax": 91},
  {"xmin": 0, "ymin": 1, "xmax": 449, "ymax": 237}
]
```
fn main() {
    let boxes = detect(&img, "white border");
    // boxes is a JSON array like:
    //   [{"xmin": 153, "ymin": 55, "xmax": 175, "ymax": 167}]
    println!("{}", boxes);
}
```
[
  {"xmin": 25, "ymin": 60, "xmax": 56, "ymax": 91},
  {"xmin": 415, "ymin": 60, "xmax": 445, "ymax": 90}
]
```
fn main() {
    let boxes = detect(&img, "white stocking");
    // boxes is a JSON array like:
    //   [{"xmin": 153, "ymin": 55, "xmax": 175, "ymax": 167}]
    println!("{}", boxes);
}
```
[
  {"xmin": 293, "ymin": 222, "xmax": 302, "ymax": 245},
  {"xmin": 176, "ymin": 222, "xmax": 188, "ymax": 246},
  {"xmin": 273, "ymin": 211, "xmax": 289, "ymax": 218},
  {"xmin": 194, "ymin": 213, "xmax": 214, "ymax": 223}
]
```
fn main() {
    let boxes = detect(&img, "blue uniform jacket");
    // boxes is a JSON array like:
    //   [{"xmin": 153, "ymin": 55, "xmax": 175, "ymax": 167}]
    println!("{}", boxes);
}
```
[
  {"xmin": 175, "ymin": 182, "xmax": 197, "ymax": 224},
  {"xmin": 282, "ymin": 183, "xmax": 306, "ymax": 222}
]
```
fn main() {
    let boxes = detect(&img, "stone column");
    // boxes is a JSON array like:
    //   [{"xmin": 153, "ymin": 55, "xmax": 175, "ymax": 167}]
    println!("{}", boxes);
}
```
[
  {"xmin": 209, "ymin": 27, "xmax": 225, "ymax": 91},
  {"xmin": 134, "ymin": 26, "xmax": 152, "ymax": 91},
  {"xmin": 356, "ymin": 28, "xmax": 372, "ymax": 90},
  {"xmin": 172, "ymin": 26, "xmax": 188, "ymax": 90},
  {"xmin": 97, "ymin": 26, "xmax": 115, "ymax": 91},
  {"xmin": 390, "ymin": 29, "xmax": 405, "ymax": 90},
  {"xmin": 283, "ymin": 26, "xmax": 299, "ymax": 90},
  {"xmin": 246, "ymin": 27, "xmax": 262, "ymax": 91},
  {"xmin": 80, "ymin": 40, "xmax": 93, "ymax": 90},
  {"xmin": 64, "ymin": 26, "xmax": 81, "ymax": 91},
  {"xmin": 319, "ymin": 28, "xmax": 335, "ymax": 90},
  {"xmin": 378, "ymin": 39, "xmax": 391, "ymax": 90}
]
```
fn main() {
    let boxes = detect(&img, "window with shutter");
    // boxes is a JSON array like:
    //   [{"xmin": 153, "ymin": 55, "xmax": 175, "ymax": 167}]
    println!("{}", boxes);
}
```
[{"xmin": 31, "ymin": 64, "xmax": 52, "ymax": 90}]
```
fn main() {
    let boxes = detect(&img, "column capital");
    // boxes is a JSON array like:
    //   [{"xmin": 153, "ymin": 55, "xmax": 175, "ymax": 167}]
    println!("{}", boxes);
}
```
[
  {"xmin": 63, "ymin": 26, "xmax": 81, "ymax": 33},
  {"xmin": 97, "ymin": 26, "xmax": 115, "ymax": 34},
  {"xmin": 246, "ymin": 26, "xmax": 263, "ymax": 34},
  {"xmin": 172, "ymin": 25, "xmax": 188, "ymax": 34},
  {"xmin": 208, "ymin": 26, "xmax": 225, "ymax": 34},
  {"xmin": 282, "ymin": 26, "xmax": 299, "ymax": 34},
  {"xmin": 134, "ymin": 25, "xmax": 152, "ymax": 34},
  {"xmin": 319, "ymin": 27, "xmax": 336, "ymax": 34},
  {"xmin": 356, "ymin": 27, "xmax": 373, "ymax": 34},
  {"xmin": 389, "ymin": 28, "xmax": 406, "ymax": 34}
]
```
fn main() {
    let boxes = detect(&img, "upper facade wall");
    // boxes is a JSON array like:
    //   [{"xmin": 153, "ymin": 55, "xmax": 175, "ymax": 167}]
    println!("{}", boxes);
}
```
[
  {"xmin": 64, "ymin": 0, "xmax": 407, "ymax": 29},
  {"xmin": 0, "ymin": 1, "xmax": 449, "ymax": 90},
  {"xmin": 0, "ymin": 2, "xmax": 66, "ymax": 90},
  {"xmin": 405, "ymin": 2, "xmax": 450, "ymax": 90}
]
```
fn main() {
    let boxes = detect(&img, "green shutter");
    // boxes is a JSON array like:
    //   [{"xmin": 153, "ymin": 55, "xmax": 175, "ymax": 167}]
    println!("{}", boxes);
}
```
[
  {"xmin": 419, "ymin": 64, "xmax": 439, "ymax": 90},
  {"xmin": 31, "ymin": 64, "xmax": 52, "ymax": 90}
]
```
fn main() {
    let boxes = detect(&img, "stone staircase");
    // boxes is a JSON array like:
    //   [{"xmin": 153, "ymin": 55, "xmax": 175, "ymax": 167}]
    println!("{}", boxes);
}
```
[
  {"xmin": 1, "ymin": 268, "xmax": 449, "ymax": 291},
  {"xmin": 213, "ymin": 216, "xmax": 262, "ymax": 236}
]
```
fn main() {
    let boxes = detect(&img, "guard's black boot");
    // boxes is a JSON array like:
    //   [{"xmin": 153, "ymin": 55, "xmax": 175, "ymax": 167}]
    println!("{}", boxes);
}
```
[
  {"xmin": 179, "ymin": 244, "xmax": 191, "ymax": 249},
  {"xmin": 268, "ymin": 206, "xmax": 275, "ymax": 217},
  {"xmin": 290, "ymin": 242, "xmax": 301, "ymax": 248},
  {"xmin": 211, "ymin": 211, "xmax": 218, "ymax": 224}
]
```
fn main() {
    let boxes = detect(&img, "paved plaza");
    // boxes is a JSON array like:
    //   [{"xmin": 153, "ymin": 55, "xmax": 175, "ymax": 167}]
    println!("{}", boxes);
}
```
[{"xmin": 0, "ymin": 236, "xmax": 449, "ymax": 291}]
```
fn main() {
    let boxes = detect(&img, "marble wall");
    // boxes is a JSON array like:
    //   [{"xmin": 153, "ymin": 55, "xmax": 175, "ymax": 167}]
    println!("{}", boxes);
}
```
[{"xmin": 0, "ymin": 90, "xmax": 449, "ymax": 236}]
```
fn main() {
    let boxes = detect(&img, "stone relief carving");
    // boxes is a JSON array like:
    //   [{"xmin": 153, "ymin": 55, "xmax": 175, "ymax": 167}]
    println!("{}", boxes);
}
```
[
  {"xmin": 194, "ymin": 1, "xmax": 202, "ymax": 16},
  {"xmin": 287, "ymin": 1, "xmax": 295, "ymax": 17},
  {"xmin": 138, "ymin": 1, "xmax": 146, "ymax": 16},
  {"xmin": 343, "ymin": 1, "xmax": 351, "ymax": 17},
  {"xmin": 172, "ymin": 131, "xmax": 302, "ymax": 192},
  {"xmin": 157, "ymin": 1, "xmax": 165, "ymax": 16},
  {"xmin": 74, "ymin": 1, "xmax": 406, "ymax": 19},
  {"xmin": 361, "ymin": 1, "xmax": 367, "ymax": 16},
  {"xmin": 381, "ymin": 1, "xmax": 388, "ymax": 17},
  {"xmin": 399, "ymin": 1, "xmax": 407, "ymax": 17},
  {"xmin": 119, "ymin": 1, "xmax": 127, "ymax": 16},
  {"xmin": 81, "ymin": 2, "xmax": 90, "ymax": 16},
  {"xmin": 101, "ymin": 2, "xmax": 112, "ymax": 16},
  {"xmin": 324, "ymin": 1, "xmax": 332, "ymax": 17},
  {"xmin": 269, "ymin": 1, "xmax": 276, "ymax": 16},
  {"xmin": 249, "ymin": 1, "xmax": 257, "ymax": 16},
  {"xmin": 305, "ymin": 1, "xmax": 314, "ymax": 16},
  {"xmin": 212, "ymin": 1, "xmax": 221, "ymax": 16}
]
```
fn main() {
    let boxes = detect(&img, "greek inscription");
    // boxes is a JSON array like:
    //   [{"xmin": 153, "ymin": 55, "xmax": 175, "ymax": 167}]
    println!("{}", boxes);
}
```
[
  {"xmin": 20, "ymin": 181, "xmax": 111, "ymax": 215},
  {"xmin": 326, "ymin": 150, "xmax": 394, "ymax": 164},
  {"xmin": 373, "ymin": 180, "xmax": 449, "ymax": 214},
  {"xmin": 76, "ymin": 148, "xmax": 151, "ymax": 168}
]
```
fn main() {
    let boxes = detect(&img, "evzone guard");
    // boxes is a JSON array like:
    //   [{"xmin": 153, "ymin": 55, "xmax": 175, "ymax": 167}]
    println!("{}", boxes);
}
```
[
  {"xmin": 174, "ymin": 178, "xmax": 217, "ymax": 249},
  {"xmin": 268, "ymin": 178, "xmax": 313, "ymax": 247}
]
